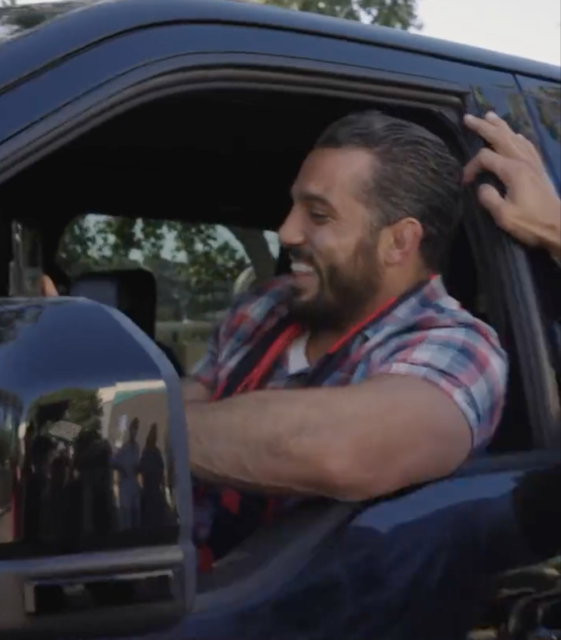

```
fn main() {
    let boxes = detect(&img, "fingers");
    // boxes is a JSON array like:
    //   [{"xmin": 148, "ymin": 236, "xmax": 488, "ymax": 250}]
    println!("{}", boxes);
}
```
[
  {"xmin": 463, "ymin": 147, "xmax": 509, "ymax": 184},
  {"xmin": 477, "ymin": 184, "xmax": 516, "ymax": 233},
  {"xmin": 464, "ymin": 112, "xmax": 520, "ymax": 158},
  {"xmin": 464, "ymin": 112, "xmax": 545, "ymax": 169},
  {"xmin": 40, "ymin": 274, "xmax": 59, "ymax": 297},
  {"xmin": 477, "ymin": 184, "xmax": 506, "ymax": 217},
  {"xmin": 515, "ymin": 132, "xmax": 547, "ymax": 173}
]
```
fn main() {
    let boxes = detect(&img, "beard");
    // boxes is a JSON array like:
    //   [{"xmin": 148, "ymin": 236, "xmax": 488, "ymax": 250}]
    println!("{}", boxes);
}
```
[{"xmin": 286, "ymin": 235, "xmax": 383, "ymax": 332}]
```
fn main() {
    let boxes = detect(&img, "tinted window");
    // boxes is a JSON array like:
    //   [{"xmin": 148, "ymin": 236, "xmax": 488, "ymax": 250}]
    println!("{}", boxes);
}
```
[
  {"xmin": 518, "ymin": 79, "xmax": 561, "ymax": 188},
  {"xmin": 518, "ymin": 78, "xmax": 561, "ymax": 418}
]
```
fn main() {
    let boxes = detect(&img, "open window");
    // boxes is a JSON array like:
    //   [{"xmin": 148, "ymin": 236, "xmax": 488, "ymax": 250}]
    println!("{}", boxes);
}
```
[
  {"xmin": 0, "ymin": 73, "xmax": 537, "ymax": 626},
  {"xmin": 7, "ymin": 86, "xmax": 530, "ymax": 451},
  {"xmin": 56, "ymin": 214, "xmax": 279, "ymax": 376}
]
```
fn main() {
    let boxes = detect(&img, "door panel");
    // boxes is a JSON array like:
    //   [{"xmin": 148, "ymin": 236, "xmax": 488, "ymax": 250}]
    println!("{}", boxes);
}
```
[{"xmin": 170, "ymin": 456, "xmax": 560, "ymax": 640}]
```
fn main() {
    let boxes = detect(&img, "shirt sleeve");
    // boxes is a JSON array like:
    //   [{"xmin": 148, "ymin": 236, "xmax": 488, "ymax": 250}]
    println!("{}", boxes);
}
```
[{"xmin": 374, "ymin": 324, "xmax": 508, "ymax": 450}]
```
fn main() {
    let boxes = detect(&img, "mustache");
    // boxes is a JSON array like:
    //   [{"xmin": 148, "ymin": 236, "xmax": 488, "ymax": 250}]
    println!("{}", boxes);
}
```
[{"xmin": 288, "ymin": 247, "xmax": 316, "ymax": 265}]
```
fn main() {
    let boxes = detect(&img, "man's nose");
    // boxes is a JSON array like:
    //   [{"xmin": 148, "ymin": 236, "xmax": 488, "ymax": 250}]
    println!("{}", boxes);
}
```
[{"xmin": 278, "ymin": 207, "xmax": 305, "ymax": 247}]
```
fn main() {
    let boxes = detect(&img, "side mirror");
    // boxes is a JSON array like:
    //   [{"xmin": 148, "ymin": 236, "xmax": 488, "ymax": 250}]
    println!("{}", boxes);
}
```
[{"xmin": 0, "ymin": 297, "xmax": 195, "ymax": 638}]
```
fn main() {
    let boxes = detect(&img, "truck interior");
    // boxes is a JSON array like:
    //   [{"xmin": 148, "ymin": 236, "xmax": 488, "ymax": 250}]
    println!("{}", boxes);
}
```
[{"xmin": 0, "ymin": 80, "xmax": 545, "ymax": 634}]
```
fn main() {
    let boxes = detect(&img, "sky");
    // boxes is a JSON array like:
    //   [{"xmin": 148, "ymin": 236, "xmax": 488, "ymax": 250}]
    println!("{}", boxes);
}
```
[
  {"xmin": 415, "ymin": 0, "xmax": 561, "ymax": 67},
  {"xmin": 5, "ymin": 0, "xmax": 561, "ymax": 67}
]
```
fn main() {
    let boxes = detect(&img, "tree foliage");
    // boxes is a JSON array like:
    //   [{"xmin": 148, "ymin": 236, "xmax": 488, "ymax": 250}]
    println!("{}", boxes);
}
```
[
  {"xmin": 254, "ymin": 0, "xmax": 420, "ymax": 29},
  {"xmin": 28, "ymin": 387, "xmax": 103, "ymax": 434},
  {"xmin": 58, "ymin": 216, "xmax": 249, "ymax": 321}
]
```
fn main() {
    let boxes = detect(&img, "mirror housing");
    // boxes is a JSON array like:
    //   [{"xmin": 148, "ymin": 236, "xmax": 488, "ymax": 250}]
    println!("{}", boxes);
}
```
[{"xmin": 0, "ymin": 297, "xmax": 195, "ymax": 638}]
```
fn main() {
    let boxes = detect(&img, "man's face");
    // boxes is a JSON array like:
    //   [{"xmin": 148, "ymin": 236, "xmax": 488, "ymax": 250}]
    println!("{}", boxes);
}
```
[{"xmin": 278, "ymin": 147, "xmax": 383, "ymax": 330}]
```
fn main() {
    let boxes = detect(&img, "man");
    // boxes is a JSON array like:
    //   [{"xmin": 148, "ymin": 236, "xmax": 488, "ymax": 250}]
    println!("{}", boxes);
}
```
[
  {"xmin": 181, "ymin": 111, "xmax": 508, "ymax": 561},
  {"xmin": 42, "ymin": 111, "xmax": 516, "ymax": 562}
]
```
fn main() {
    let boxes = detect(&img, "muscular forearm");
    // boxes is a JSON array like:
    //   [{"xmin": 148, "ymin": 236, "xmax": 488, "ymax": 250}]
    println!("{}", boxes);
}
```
[
  {"xmin": 186, "ymin": 388, "xmax": 335, "ymax": 496},
  {"xmin": 185, "ymin": 376, "xmax": 470, "ymax": 500}
]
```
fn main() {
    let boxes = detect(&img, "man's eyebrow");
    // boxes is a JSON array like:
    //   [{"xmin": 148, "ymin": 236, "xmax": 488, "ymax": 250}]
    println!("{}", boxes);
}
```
[{"xmin": 290, "ymin": 188, "xmax": 334, "ymax": 208}]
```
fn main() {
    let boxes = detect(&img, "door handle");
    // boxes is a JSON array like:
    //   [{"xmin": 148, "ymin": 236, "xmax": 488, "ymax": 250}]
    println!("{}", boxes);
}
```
[
  {"xmin": 24, "ymin": 568, "xmax": 175, "ymax": 615},
  {"xmin": 18, "ymin": 546, "xmax": 184, "ymax": 615},
  {"xmin": 0, "ymin": 545, "xmax": 192, "ymax": 638}
]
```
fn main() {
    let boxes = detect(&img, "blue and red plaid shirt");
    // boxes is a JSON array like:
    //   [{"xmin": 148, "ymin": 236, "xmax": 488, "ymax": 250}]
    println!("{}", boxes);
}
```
[{"xmin": 191, "ymin": 275, "xmax": 508, "ymax": 548}]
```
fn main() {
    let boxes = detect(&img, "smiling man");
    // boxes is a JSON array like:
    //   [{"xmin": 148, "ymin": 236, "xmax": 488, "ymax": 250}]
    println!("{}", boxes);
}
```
[{"xmin": 183, "ymin": 110, "xmax": 508, "ymax": 563}]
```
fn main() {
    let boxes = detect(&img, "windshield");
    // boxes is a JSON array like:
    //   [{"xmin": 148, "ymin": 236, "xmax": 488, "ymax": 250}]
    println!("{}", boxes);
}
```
[{"xmin": 0, "ymin": 1, "xmax": 89, "ymax": 46}]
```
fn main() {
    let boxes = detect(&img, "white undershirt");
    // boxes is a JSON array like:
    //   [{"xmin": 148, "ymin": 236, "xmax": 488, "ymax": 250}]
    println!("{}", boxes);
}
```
[{"xmin": 287, "ymin": 332, "xmax": 310, "ymax": 375}]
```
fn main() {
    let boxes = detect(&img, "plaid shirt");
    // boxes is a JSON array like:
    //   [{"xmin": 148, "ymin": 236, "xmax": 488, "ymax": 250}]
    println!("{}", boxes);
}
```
[
  {"xmin": 191, "ymin": 276, "xmax": 508, "ymax": 546},
  {"xmin": 193, "ymin": 275, "xmax": 507, "ymax": 446}
]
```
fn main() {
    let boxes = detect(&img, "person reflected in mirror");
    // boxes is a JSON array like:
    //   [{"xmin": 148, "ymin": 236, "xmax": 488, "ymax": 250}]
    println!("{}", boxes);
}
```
[
  {"xmin": 463, "ymin": 112, "xmax": 561, "ymax": 264},
  {"xmin": 72, "ymin": 429, "xmax": 114, "ymax": 541},
  {"xmin": 112, "ymin": 418, "xmax": 141, "ymax": 530},
  {"xmin": 21, "ymin": 430, "xmax": 56, "ymax": 544},
  {"xmin": 139, "ymin": 423, "xmax": 167, "ymax": 527},
  {"xmin": 49, "ymin": 449, "xmax": 70, "ymax": 543},
  {"xmin": 86, "ymin": 437, "xmax": 114, "ymax": 538}
]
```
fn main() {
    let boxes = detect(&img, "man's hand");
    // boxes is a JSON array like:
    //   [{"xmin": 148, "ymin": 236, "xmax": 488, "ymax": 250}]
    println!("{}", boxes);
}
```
[
  {"xmin": 463, "ymin": 112, "xmax": 561, "ymax": 261},
  {"xmin": 40, "ymin": 274, "xmax": 59, "ymax": 297}
]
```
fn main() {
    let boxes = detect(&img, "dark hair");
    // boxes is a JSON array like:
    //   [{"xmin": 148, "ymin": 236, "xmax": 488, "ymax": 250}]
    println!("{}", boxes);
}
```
[{"xmin": 314, "ymin": 110, "xmax": 463, "ymax": 271}]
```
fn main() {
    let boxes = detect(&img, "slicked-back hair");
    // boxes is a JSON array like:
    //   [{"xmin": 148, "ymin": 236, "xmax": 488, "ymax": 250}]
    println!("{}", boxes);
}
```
[{"xmin": 315, "ymin": 110, "xmax": 463, "ymax": 271}]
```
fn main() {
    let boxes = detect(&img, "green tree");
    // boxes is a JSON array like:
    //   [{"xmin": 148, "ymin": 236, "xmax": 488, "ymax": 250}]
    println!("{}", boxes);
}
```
[
  {"xmin": 28, "ymin": 387, "xmax": 103, "ymax": 435},
  {"xmin": 253, "ymin": 0, "xmax": 420, "ymax": 29},
  {"xmin": 58, "ymin": 215, "xmax": 249, "ymax": 320}
]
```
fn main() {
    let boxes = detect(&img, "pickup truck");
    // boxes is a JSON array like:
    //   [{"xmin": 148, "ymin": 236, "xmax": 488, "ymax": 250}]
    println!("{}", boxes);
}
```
[{"xmin": 0, "ymin": 1, "xmax": 559, "ymax": 638}]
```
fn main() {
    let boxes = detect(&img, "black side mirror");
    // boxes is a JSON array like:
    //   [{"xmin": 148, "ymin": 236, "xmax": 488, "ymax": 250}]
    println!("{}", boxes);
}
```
[{"xmin": 0, "ymin": 297, "xmax": 195, "ymax": 639}]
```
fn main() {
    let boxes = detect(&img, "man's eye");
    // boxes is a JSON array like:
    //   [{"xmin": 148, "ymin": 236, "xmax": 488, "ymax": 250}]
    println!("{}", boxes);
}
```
[{"xmin": 309, "ymin": 211, "xmax": 329, "ymax": 223}]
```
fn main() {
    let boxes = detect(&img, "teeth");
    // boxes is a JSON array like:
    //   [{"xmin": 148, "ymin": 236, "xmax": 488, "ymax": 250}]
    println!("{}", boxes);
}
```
[{"xmin": 291, "ymin": 262, "xmax": 314, "ymax": 274}]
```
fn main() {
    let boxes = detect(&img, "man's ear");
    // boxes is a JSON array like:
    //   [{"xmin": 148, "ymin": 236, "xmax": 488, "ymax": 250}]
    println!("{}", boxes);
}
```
[{"xmin": 378, "ymin": 218, "xmax": 423, "ymax": 266}]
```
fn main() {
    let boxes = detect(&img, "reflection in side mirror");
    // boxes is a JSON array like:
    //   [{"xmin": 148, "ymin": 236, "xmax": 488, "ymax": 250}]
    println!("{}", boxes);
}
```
[{"xmin": 0, "ymin": 298, "xmax": 195, "ymax": 638}]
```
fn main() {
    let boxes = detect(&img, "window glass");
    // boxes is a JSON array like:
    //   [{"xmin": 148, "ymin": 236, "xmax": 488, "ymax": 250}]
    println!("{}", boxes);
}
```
[
  {"xmin": 57, "ymin": 215, "xmax": 279, "ymax": 372},
  {"xmin": 518, "ymin": 79, "xmax": 561, "ymax": 415},
  {"xmin": 527, "ymin": 83, "xmax": 561, "ymax": 187}
]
